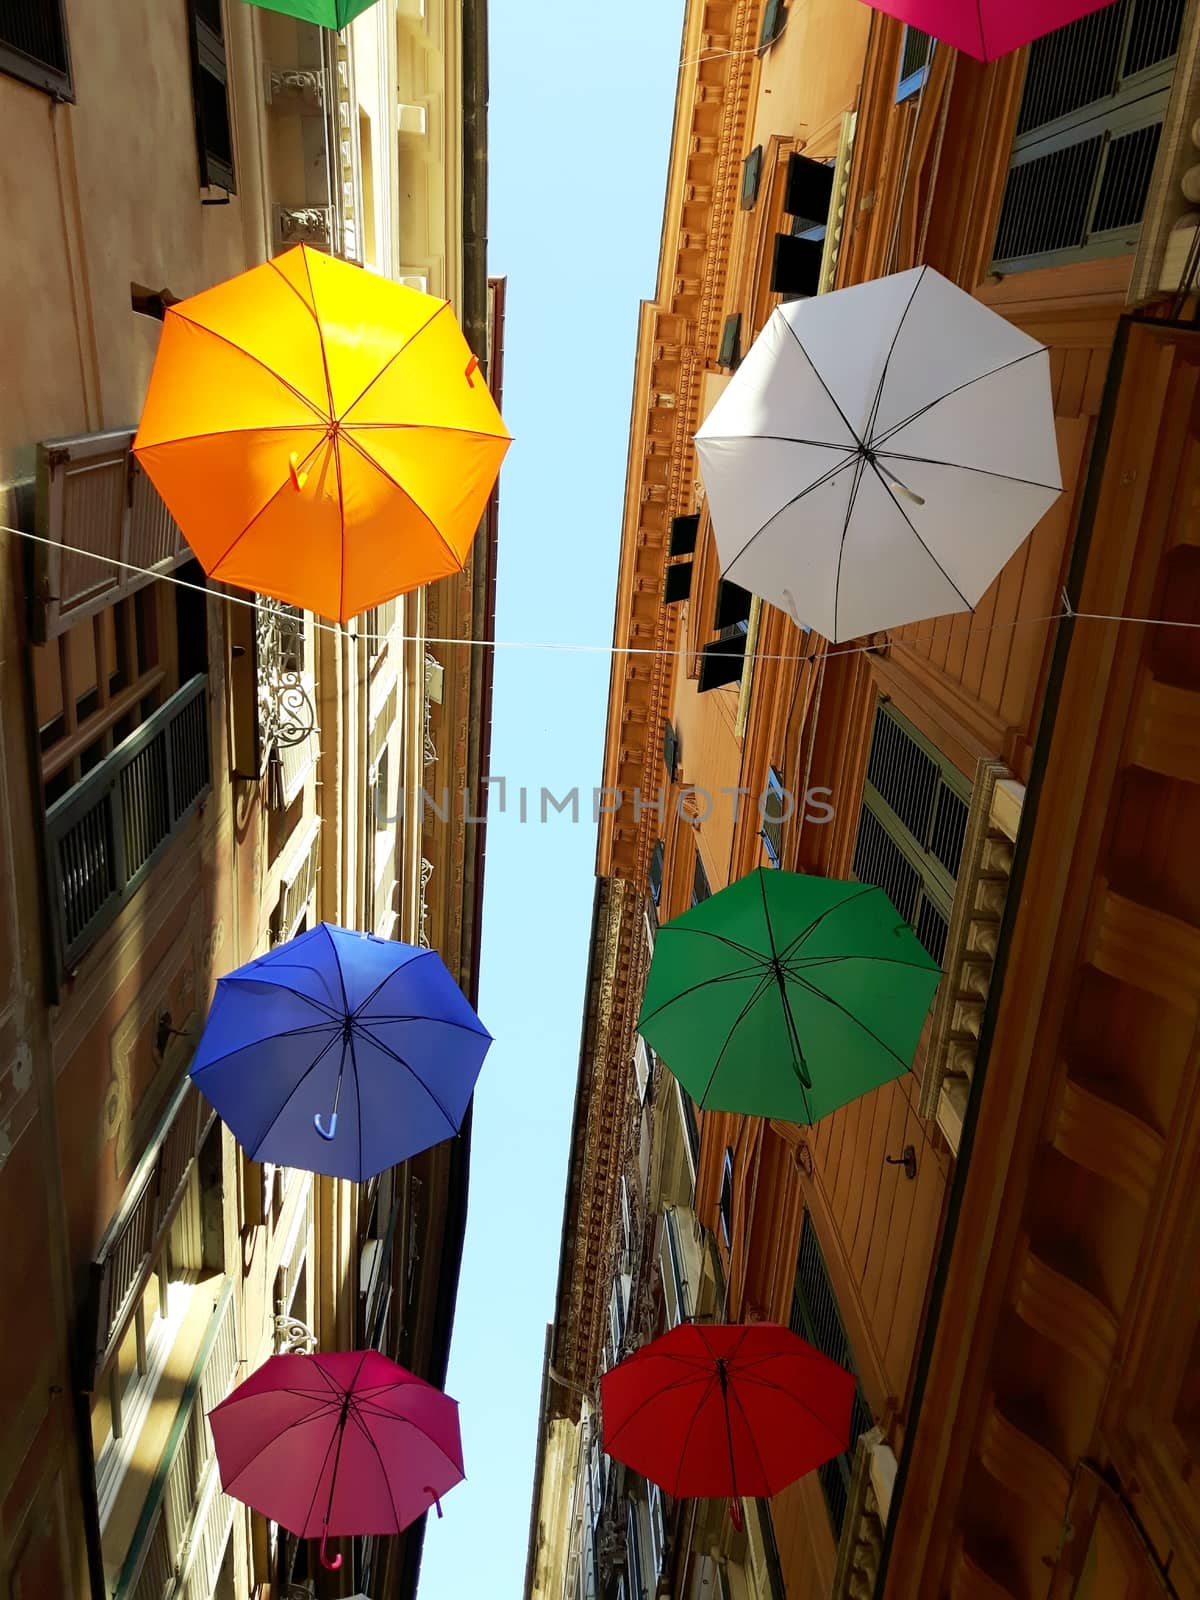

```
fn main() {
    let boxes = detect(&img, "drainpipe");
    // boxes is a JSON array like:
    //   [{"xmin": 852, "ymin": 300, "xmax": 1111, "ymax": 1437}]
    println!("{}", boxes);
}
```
[{"xmin": 872, "ymin": 313, "xmax": 1134, "ymax": 1596}]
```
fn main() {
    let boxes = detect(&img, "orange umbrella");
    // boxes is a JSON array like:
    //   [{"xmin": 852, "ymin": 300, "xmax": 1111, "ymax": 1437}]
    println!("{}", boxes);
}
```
[{"xmin": 132, "ymin": 245, "xmax": 510, "ymax": 621}]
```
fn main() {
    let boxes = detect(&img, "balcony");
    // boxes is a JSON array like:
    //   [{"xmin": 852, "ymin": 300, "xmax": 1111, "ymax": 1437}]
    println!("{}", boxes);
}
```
[
  {"xmin": 115, "ymin": 1281, "xmax": 239, "ymax": 1600},
  {"xmin": 45, "ymin": 675, "xmax": 211, "ymax": 977}
]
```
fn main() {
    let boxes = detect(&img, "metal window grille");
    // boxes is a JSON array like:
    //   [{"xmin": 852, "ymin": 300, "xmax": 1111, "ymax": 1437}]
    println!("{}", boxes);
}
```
[
  {"xmin": 991, "ymin": 0, "xmax": 1183, "ymax": 272},
  {"xmin": 626, "ymin": 1500, "xmax": 646, "ymax": 1600},
  {"xmin": 719, "ymin": 1148, "xmax": 733, "ymax": 1245},
  {"xmin": 187, "ymin": 0, "xmax": 236, "ymax": 192},
  {"xmin": 46, "ymin": 676, "xmax": 211, "ymax": 976},
  {"xmin": 649, "ymin": 839, "xmax": 665, "ymax": 907},
  {"xmin": 0, "ymin": 0, "xmax": 71, "ymax": 97},
  {"xmin": 790, "ymin": 1212, "xmax": 874, "ymax": 1539},
  {"xmin": 851, "ymin": 700, "xmax": 969, "ymax": 967},
  {"xmin": 896, "ymin": 25, "xmax": 933, "ymax": 101}
]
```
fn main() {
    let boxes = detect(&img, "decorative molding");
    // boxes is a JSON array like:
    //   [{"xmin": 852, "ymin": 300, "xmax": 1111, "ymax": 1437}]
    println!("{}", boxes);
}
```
[{"xmin": 919, "ymin": 760, "xmax": 1020, "ymax": 1144}]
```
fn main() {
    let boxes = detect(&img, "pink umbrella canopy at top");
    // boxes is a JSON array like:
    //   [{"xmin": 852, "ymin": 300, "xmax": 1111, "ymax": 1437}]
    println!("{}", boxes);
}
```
[
  {"xmin": 859, "ymin": 0, "xmax": 1121, "ymax": 61},
  {"xmin": 209, "ymin": 1349, "xmax": 464, "ymax": 1570}
]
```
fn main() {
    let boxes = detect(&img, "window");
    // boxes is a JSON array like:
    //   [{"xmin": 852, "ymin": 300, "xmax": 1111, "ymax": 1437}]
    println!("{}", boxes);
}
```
[
  {"xmin": 740, "ymin": 145, "xmax": 763, "ymax": 209},
  {"xmin": 668, "ymin": 515, "xmax": 699, "ymax": 556},
  {"xmin": 663, "ymin": 720, "xmax": 680, "ymax": 783},
  {"xmin": 648, "ymin": 1483, "xmax": 667, "ymax": 1579},
  {"xmin": 851, "ymin": 700, "xmax": 969, "ymax": 968},
  {"xmin": 692, "ymin": 852, "xmax": 711, "ymax": 907},
  {"xmin": 718, "ymin": 313, "xmax": 742, "ymax": 370},
  {"xmin": 718, "ymin": 1147, "xmax": 733, "ymax": 1245},
  {"xmin": 771, "ymin": 231, "xmax": 824, "ymax": 299},
  {"xmin": 34, "ymin": 570, "xmax": 211, "ymax": 978},
  {"xmin": 762, "ymin": 767, "xmax": 786, "ymax": 866},
  {"xmin": 626, "ymin": 1500, "xmax": 647, "ymax": 1600},
  {"xmin": 0, "ymin": 0, "xmax": 71, "ymax": 98},
  {"xmin": 664, "ymin": 560, "xmax": 693, "ymax": 604},
  {"xmin": 649, "ymin": 839, "xmax": 665, "ymax": 909},
  {"xmin": 991, "ymin": 0, "xmax": 1183, "ymax": 273},
  {"xmin": 187, "ymin": 0, "xmax": 236, "ymax": 192},
  {"xmin": 759, "ymin": 0, "xmax": 786, "ymax": 48},
  {"xmin": 715, "ymin": 579, "xmax": 752, "ymax": 637},
  {"xmin": 896, "ymin": 25, "xmax": 933, "ymax": 101},
  {"xmin": 784, "ymin": 153, "xmax": 835, "ymax": 230},
  {"xmin": 698, "ymin": 632, "xmax": 748, "ymax": 692},
  {"xmin": 790, "ymin": 1212, "xmax": 874, "ymax": 1539}
]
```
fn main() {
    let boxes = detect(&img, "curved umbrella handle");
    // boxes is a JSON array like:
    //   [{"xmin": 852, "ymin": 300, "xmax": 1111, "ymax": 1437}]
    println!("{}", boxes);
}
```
[
  {"xmin": 425, "ymin": 1484, "xmax": 444, "ymax": 1519},
  {"xmin": 318, "ymin": 1531, "xmax": 343, "ymax": 1571},
  {"xmin": 314, "ymin": 1111, "xmax": 338, "ymax": 1141},
  {"xmin": 728, "ymin": 1499, "xmax": 744, "ymax": 1533}
]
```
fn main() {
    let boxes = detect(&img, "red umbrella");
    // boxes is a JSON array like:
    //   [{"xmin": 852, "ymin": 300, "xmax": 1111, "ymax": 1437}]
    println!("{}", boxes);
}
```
[
  {"xmin": 860, "ymin": 0, "xmax": 1120, "ymax": 61},
  {"xmin": 209, "ymin": 1350, "xmax": 464, "ymax": 1570},
  {"xmin": 601, "ymin": 1323, "xmax": 853, "ymax": 1509}
]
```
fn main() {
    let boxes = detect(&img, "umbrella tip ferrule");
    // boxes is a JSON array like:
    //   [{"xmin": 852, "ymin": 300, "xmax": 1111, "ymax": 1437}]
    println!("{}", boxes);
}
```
[{"xmin": 288, "ymin": 452, "xmax": 309, "ymax": 492}]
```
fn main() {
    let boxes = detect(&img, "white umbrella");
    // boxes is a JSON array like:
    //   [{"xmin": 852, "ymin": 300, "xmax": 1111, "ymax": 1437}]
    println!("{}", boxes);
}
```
[{"xmin": 694, "ymin": 265, "xmax": 1062, "ymax": 642}]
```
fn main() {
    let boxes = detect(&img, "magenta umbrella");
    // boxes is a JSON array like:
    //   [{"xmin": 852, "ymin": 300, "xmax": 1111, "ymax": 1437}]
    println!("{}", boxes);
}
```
[
  {"xmin": 209, "ymin": 1350, "xmax": 464, "ymax": 1570},
  {"xmin": 861, "ymin": 0, "xmax": 1120, "ymax": 60}
]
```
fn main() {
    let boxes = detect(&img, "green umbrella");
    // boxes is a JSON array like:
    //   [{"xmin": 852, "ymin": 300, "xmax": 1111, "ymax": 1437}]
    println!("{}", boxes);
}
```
[
  {"xmin": 244, "ymin": 0, "xmax": 379, "ymax": 28},
  {"xmin": 638, "ymin": 869, "xmax": 940, "ymax": 1123}
]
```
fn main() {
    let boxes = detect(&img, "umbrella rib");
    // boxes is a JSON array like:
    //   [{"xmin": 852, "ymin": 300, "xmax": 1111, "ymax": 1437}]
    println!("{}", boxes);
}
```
[
  {"xmin": 722, "ymin": 453, "xmax": 860, "ymax": 575},
  {"xmin": 696, "ymin": 969, "xmax": 780, "ymax": 1109},
  {"xmin": 190, "ymin": 1020, "xmax": 338, "ymax": 1077},
  {"xmin": 864, "ymin": 458, "xmax": 973, "ymax": 612},
  {"xmin": 833, "ymin": 453, "xmax": 870, "ymax": 651},
  {"xmin": 873, "ymin": 448, "xmax": 1061, "ymax": 493},
  {"xmin": 344, "ymin": 1402, "xmax": 406, "ymax": 1536},
  {"xmin": 779, "ymin": 315, "xmax": 863, "ymax": 446},
  {"xmin": 637, "ymin": 965, "xmax": 770, "ymax": 1030},
  {"xmin": 207, "ymin": 434, "xmax": 329, "ymax": 579},
  {"xmin": 165, "ymin": 310, "xmax": 329, "ymax": 426},
  {"xmin": 775, "ymin": 886, "xmax": 878, "ymax": 962},
  {"xmin": 671, "ymin": 1371, "xmax": 721, "ymax": 1494},
  {"xmin": 336, "ymin": 300, "xmax": 451, "ymax": 424},
  {"xmin": 863, "ymin": 266, "xmax": 927, "ymax": 445},
  {"xmin": 349, "ymin": 1400, "xmax": 466, "ymax": 1477},
  {"xmin": 248, "ymin": 1031, "xmax": 344, "ymax": 1158},
  {"xmin": 603, "ymin": 1369, "xmax": 715, "ymax": 1452},
  {"xmin": 734, "ymin": 1370, "xmax": 850, "ymax": 1453},
  {"xmin": 359, "ymin": 1013, "xmax": 490, "ymax": 1040},
  {"xmin": 353, "ymin": 1028, "xmax": 459, "ymax": 1130},
  {"xmin": 298, "ymin": 247, "xmax": 349, "ymax": 620},
  {"xmin": 351, "ymin": 948, "xmax": 439, "ymax": 1018},
  {"xmin": 347, "ymin": 420, "xmax": 509, "ymax": 442},
  {"xmin": 661, "ymin": 925, "xmax": 771, "ymax": 963},
  {"xmin": 870, "ymin": 349, "xmax": 1044, "ymax": 449},
  {"xmin": 136, "ymin": 423, "xmax": 330, "ymax": 447},
  {"xmin": 726, "ymin": 1381, "xmax": 773, "ymax": 1496},
  {"xmin": 337, "ymin": 428, "xmax": 467, "ymax": 576},
  {"xmin": 221, "ymin": 1408, "xmax": 340, "ymax": 1501},
  {"xmin": 694, "ymin": 433, "xmax": 857, "ymax": 452},
  {"xmin": 787, "ymin": 972, "xmax": 914, "ymax": 1067},
  {"xmin": 976, "ymin": 0, "xmax": 989, "ymax": 58},
  {"xmin": 788, "ymin": 952, "xmax": 937, "ymax": 974}
]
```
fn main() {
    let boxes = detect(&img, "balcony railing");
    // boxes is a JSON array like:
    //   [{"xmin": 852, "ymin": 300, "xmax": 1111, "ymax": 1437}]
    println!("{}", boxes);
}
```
[
  {"xmin": 45, "ymin": 674, "xmax": 211, "ymax": 976},
  {"xmin": 119, "ymin": 1280, "xmax": 239, "ymax": 1600}
]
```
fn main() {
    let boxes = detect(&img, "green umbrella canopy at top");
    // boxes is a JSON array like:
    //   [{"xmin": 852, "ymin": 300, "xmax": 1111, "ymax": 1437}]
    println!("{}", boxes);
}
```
[
  {"xmin": 638, "ymin": 869, "xmax": 941, "ymax": 1125},
  {"xmin": 243, "ymin": 0, "xmax": 379, "ymax": 27}
]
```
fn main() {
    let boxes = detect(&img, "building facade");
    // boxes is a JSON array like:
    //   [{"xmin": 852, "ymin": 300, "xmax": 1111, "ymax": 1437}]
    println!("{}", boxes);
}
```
[
  {"xmin": 0, "ymin": 3, "xmax": 493, "ymax": 1598},
  {"xmin": 527, "ymin": 2, "xmax": 1200, "ymax": 1599}
]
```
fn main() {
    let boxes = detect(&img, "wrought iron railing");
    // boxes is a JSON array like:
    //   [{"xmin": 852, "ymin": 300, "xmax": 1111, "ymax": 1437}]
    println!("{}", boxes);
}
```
[{"xmin": 45, "ymin": 675, "xmax": 211, "ymax": 975}]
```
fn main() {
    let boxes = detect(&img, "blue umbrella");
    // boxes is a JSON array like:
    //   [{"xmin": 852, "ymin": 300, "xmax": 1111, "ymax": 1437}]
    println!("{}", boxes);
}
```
[{"xmin": 190, "ymin": 924, "xmax": 491, "ymax": 1180}]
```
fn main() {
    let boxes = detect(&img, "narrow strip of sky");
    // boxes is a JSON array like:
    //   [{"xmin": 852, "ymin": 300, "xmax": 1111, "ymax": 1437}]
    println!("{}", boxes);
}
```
[{"xmin": 417, "ymin": 2, "xmax": 686, "ymax": 1594}]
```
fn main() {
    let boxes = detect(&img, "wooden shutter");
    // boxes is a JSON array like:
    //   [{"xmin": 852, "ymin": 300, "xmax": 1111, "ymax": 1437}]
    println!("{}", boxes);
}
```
[
  {"xmin": 759, "ymin": 0, "xmax": 785, "ymax": 48},
  {"xmin": 717, "ymin": 313, "xmax": 742, "ymax": 369},
  {"xmin": 668, "ymin": 514, "xmax": 699, "ymax": 557},
  {"xmin": 32, "ymin": 429, "xmax": 190, "ymax": 643},
  {"xmin": 698, "ymin": 633, "xmax": 747, "ymax": 691},
  {"xmin": 740, "ymin": 145, "xmax": 763, "ymax": 209},
  {"xmin": 771, "ymin": 232, "xmax": 824, "ymax": 298},
  {"xmin": 187, "ymin": 0, "xmax": 236, "ymax": 193},
  {"xmin": 714, "ymin": 579, "xmax": 752, "ymax": 632}
]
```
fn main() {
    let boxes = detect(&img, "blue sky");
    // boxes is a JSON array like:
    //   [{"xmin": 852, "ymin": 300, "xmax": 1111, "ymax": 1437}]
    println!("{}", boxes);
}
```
[{"xmin": 418, "ymin": 3, "xmax": 685, "ymax": 1593}]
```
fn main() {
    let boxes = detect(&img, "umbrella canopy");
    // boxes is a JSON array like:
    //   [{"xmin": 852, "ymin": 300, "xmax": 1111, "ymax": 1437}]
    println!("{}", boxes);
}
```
[
  {"xmin": 244, "ymin": 0, "xmax": 379, "ymax": 27},
  {"xmin": 694, "ymin": 265, "xmax": 1061, "ymax": 642},
  {"xmin": 602, "ymin": 1323, "xmax": 853, "ymax": 1500},
  {"xmin": 638, "ymin": 869, "xmax": 940, "ymax": 1123},
  {"xmin": 860, "ymin": 0, "xmax": 1120, "ymax": 61},
  {"xmin": 210, "ymin": 1350, "xmax": 463, "ymax": 1570},
  {"xmin": 190, "ymin": 924, "xmax": 492, "ymax": 1180},
  {"xmin": 133, "ymin": 244, "xmax": 510, "ymax": 621}
]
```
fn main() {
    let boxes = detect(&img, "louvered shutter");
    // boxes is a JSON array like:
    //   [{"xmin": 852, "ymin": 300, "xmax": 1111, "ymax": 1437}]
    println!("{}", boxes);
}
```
[{"xmin": 33, "ymin": 429, "xmax": 190, "ymax": 643}]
